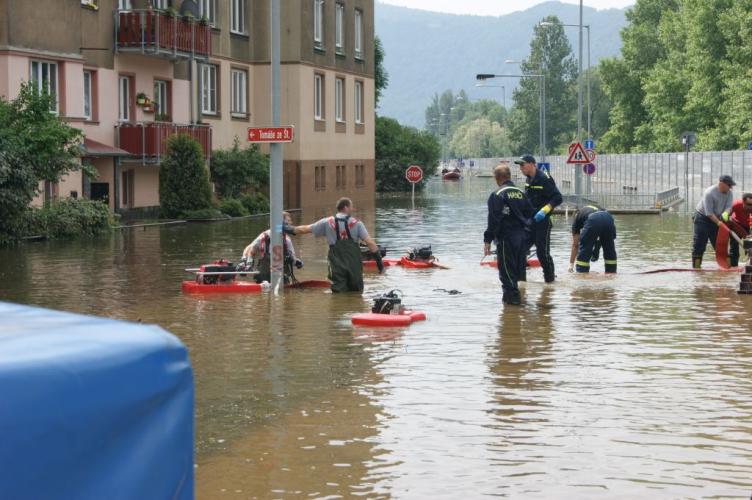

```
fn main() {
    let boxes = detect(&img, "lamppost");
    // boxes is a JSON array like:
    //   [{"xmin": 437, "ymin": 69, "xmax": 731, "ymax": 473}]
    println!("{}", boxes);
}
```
[
  {"xmin": 539, "ymin": 21, "xmax": 591, "ymax": 141},
  {"xmin": 486, "ymin": 66, "xmax": 546, "ymax": 163}
]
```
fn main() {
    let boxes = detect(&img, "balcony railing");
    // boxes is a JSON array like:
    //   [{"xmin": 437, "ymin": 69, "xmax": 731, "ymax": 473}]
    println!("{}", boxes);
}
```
[
  {"xmin": 116, "ymin": 9, "xmax": 211, "ymax": 60},
  {"xmin": 117, "ymin": 122, "xmax": 212, "ymax": 164}
]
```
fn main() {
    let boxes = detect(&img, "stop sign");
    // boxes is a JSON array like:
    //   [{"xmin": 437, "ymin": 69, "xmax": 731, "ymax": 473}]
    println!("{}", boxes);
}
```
[{"xmin": 405, "ymin": 165, "xmax": 423, "ymax": 184}]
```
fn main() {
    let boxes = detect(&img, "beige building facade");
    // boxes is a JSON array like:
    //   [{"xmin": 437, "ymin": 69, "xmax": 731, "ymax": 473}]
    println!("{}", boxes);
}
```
[{"xmin": 0, "ymin": 0, "xmax": 375, "ymax": 215}]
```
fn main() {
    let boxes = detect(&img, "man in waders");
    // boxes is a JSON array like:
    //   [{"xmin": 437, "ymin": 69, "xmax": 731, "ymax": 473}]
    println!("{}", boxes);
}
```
[
  {"xmin": 484, "ymin": 164, "xmax": 535, "ymax": 305},
  {"xmin": 515, "ymin": 155, "xmax": 562, "ymax": 283},
  {"xmin": 287, "ymin": 198, "xmax": 383, "ymax": 293},
  {"xmin": 242, "ymin": 211, "xmax": 302, "ymax": 284},
  {"xmin": 692, "ymin": 175, "xmax": 735, "ymax": 268},
  {"xmin": 568, "ymin": 205, "xmax": 617, "ymax": 273}
]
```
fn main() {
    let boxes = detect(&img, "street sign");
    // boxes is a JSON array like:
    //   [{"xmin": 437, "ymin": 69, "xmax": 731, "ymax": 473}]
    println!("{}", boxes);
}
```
[
  {"xmin": 247, "ymin": 126, "xmax": 294, "ymax": 143},
  {"xmin": 586, "ymin": 149, "xmax": 597, "ymax": 162},
  {"xmin": 469, "ymin": 160, "xmax": 475, "ymax": 167},
  {"xmin": 537, "ymin": 162, "xmax": 550, "ymax": 172},
  {"xmin": 405, "ymin": 165, "xmax": 423, "ymax": 184},
  {"xmin": 584, "ymin": 139, "xmax": 594, "ymax": 150},
  {"xmin": 583, "ymin": 163, "xmax": 596, "ymax": 175},
  {"xmin": 680, "ymin": 131, "xmax": 696, "ymax": 148},
  {"xmin": 748, "ymin": 141, "xmax": 752, "ymax": 151},
  {"xmin": 566, "ymin": 142, "xmax": 590, "ymax": 164}
]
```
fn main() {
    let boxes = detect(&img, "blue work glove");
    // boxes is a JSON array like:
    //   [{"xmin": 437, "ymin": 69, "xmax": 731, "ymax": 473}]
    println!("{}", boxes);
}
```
[
  {"xmin": 533, "ymin": 204, "xmax": 552, "ymax": 223},
  {"xmin": 295, "ymin": 259, "xmax": 304, "ymax": 269},
  {"xmin": 374, "ymin": 253, "xmax": 385, "ymax": 273},
  {"xmin": 282, "ymin": 223, "xmax": 296, "ymax": 235}
]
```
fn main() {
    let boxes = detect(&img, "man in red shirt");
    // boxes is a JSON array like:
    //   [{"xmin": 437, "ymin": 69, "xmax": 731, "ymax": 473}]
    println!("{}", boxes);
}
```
[{"xmin": 729, "ymin": 192, "xmax": 752, "ymax": 266}]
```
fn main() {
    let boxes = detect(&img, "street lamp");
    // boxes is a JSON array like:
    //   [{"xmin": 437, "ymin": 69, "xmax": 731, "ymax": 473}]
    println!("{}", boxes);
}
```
[
  {"xmin": 539, "ymin": 21, "xmax": 591, "ymax": 141},
  {"xmin": 474, "ymin": 83, "xmax": 506, "ymax": 113},
  {"xmin": 497, "ymin": 61, "xmax": 547, "ymax": 163}
]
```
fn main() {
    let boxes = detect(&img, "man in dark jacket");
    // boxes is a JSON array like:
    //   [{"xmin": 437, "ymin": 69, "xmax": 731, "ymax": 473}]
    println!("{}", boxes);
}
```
[
  {"xmin": 484, "ymin": 164, "xmax": 535, "ymax": 305},
  {"xmin": 568, "ymin": 205, "xmax": 617, "ymax": 273},
  {"xmin": 515, "ymin": 155, "xmax": 563, "ymax": 283}
]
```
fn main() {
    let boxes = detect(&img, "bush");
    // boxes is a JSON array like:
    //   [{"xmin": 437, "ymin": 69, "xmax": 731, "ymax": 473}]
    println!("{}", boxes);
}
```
[
  {"xmin": 218, "ymin": 198, "xmax": 249, "ymax": 217},
  {"xmin": 180, "ymin": 208, "xmax": 229, "ymax": 220},
  {"xmin": 211, "ymin": 139, "xmax": 269, "ymax": 198},
  {"xmin": 239, "ymin": 193, "xmax": 269, "ymax": 215},
  {"xmin": 375, "ymin": 116, "xmax": 440, "ymax": 192},
  {"xmin": 159, "ymin": 134, "xmax": 213, "ymax": 218},
  {"xmin": 24, "ymin": 198, "xmax": 113, "ymax": 239}
]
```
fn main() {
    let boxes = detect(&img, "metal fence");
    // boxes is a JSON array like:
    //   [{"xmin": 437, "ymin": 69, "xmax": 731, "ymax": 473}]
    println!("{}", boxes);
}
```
[{"xmin": 467, "ymin": 151, "xmax": 752, "ymax": 210}]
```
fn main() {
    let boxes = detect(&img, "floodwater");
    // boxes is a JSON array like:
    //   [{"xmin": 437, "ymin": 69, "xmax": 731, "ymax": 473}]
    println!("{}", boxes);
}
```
[{"xmin": 1, "ymin": 176, "xmax": 751, "ymax": 498}]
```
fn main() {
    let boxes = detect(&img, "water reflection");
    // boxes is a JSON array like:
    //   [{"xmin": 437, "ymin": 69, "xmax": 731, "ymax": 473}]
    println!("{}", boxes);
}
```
[{"xmin": 1, "ymin": 178, "xmax": 751, "ymax": 497}]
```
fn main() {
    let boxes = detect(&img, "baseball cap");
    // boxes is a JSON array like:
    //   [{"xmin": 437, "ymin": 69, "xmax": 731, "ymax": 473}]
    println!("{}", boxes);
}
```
[
  {"xmin": 514, "ymin": 155, "xmax": 537, "ymax": 165},
  {"xmin": 719, "ymin": 175, "xmax": 736, "ymax": 187}
]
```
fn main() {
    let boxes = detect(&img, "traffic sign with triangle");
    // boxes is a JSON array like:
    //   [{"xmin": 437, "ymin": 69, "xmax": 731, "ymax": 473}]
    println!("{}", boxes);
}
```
[{"xmin": 566, "ymin": 141, "xmax": 590, "ymax": 164}]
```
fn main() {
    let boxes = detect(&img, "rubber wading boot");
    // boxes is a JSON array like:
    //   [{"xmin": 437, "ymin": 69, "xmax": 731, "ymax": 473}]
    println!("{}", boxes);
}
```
[
  {"xmin": 692, "ymin": 255, "xmax": 703, "ymax": 269},
  {"xmin": 730, "ymin": 256, "xmax": 739, "ymax": 267},
  {"xmin": 508, "ymin": 291, "xmax": 521, "ymax": 306}
]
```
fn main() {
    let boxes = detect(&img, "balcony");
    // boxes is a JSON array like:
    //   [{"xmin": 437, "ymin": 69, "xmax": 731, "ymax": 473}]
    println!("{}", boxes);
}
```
[
  {"xmin": 116, "ymin": 9, "xmax": 211, "ymax": 60},
  {"xmin": 117, "ymin": 122, "xmax": 212, "ymax": 164}
]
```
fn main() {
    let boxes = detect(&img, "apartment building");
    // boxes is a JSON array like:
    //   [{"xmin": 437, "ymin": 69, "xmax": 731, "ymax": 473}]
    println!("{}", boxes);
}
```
[{"xmin": 0, "ymin": 0, "xmax": 375, "ymax": 214}]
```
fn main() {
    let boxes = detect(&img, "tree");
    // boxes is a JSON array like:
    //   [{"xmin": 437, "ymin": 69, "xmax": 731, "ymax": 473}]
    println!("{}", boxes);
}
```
[
  {"xmin": 508, "ymin": 16, "xmax": 578, "ymax": 155},
  {"xmin": 159, "ymin": 134, "xmax": 213, "ymax": 218},
  {"xmin": 449, "ymin": 118, "xmax": 512, "ymax": 158},
  {"xmin": 375, "ymin": 36, "xmax": 389, "ymax": 109},
  {"xmin": 0, "ymin": 83, "xmax": 84, "ymax": 241},
  {"xmin": 375, "ymin": 116, "xmax": 440, "ymax": 192},
  {"xmin": 210, "ymin": 138, "xmax": 269, "ymax": 198}
]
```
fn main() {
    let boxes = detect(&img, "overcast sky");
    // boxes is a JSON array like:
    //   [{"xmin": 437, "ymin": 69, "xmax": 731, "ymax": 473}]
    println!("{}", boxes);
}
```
[{"xmin": 378, "ymin": 0, "xmax": 635, "ymax": 16}]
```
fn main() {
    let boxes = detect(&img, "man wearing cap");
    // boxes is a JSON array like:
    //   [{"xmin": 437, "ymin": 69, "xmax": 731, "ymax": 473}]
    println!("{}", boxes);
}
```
[
  {"xmin": 515, "ymin": 155, "xmax": 563, "ymax": 283},
  {"xmin": 692, "ymin": 175, "xmax": 736, "ymax": 268}
]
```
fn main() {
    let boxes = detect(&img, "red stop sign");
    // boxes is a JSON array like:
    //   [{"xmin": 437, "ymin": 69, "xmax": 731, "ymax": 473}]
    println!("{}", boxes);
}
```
[{"xmin": 405, "ymin": 165, "xmax": 423, "ymax": 184}]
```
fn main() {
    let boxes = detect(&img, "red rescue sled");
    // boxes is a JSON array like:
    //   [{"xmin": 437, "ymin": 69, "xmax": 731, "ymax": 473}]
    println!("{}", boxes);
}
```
[
  {"xmin": 351, "ymin": 310, "xmax": 427, "ymax": 327},
  {"xmin": 362, "ymin": 258, "xmax": 401, "ymax": 268},
  {"xmin": 442, "ymin": 171, "xmax": 461, "ymax": 181},
  {"xmin": 181, "ymin": 280, "xmax": 263, "ymax": 294}
]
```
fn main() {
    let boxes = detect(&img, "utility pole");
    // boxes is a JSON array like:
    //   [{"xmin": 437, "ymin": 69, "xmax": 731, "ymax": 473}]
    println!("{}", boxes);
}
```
[
  {"xmin": 269, "ymin": 0, "xmax": 283, "ymax": 294},
  {"xmin": 575, "ymin": 0, "xmax": 584, "ymax": 202}
]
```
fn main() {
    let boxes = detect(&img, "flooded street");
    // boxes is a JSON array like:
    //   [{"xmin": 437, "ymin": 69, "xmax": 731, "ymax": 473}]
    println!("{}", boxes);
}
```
[{"xmin": 1, "ymin": 177, "xmax": 751, "ymax": 498}]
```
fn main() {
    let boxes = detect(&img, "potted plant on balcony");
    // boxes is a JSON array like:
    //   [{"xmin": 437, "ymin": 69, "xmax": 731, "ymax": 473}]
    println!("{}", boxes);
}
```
[
  {"xmin": 165, "ymin": 6, "xmax": 177, "ymax": 18},
  {"xmin": 199, "ymin": 16, "xmax": 209, "ymax": 26},
  {"xmin": 136, "ymin": 92, "xmax": 148, "ymax": 106},
  {"xmin": 155, "ymin": 113, "xmax": 171, "ymax": 122}
]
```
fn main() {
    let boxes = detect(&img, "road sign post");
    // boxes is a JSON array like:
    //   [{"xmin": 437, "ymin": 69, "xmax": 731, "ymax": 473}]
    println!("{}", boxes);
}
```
[{"xmin": 405, "ymin": 165, "xmax": 423, "ymax": 206}]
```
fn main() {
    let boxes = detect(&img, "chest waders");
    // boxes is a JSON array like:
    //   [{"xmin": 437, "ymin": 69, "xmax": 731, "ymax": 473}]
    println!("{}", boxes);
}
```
[
  {"xmin": 328, "ymin": 217, "xmax": 364, "ymax": 293},
  {"xmin": 255, "ymin": 236, "xmax": 293, "ymax": 284}
]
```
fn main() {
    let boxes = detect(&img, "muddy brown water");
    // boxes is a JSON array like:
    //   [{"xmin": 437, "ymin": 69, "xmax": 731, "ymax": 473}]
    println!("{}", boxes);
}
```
[{"xmin": 1, "ymin": 177, "xmax": 751, "ymax": 498}]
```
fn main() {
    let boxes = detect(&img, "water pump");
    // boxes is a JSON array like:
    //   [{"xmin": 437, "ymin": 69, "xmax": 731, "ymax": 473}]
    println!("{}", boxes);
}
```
[{"xmin": 372, "ymin": 289, "xmax": 403, "ymax": 315}]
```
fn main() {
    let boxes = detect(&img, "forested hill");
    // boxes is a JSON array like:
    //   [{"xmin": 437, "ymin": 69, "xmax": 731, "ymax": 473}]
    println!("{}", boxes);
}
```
[{"xmin": 376, "ymin": 1, "xmax": 628, "ymax": 127}]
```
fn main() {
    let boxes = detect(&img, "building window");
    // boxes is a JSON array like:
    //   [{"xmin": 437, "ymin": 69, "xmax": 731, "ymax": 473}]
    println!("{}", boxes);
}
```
[
  {"xmin": 230, "ymin": 0, "xmax": 245, "ymax": 34},
  {"xmin": 315, "ymin": 166, "xmax": 327, "ymax": 191},
  {"xmin": 199, "ymin": 0, "xmax": 216, "ymax": 25},
  {"xmin": 30, "ymin": 60, "xmax": 58, "ymax": 113},
  {"xmin": 355, "ymin": 164, "xmax": 365, "ymax": 188},
  {"xmin": 118, "ymin": 75, "xmax": 131, "ymax": 121},
  {"xmin": 118, "ymin": 0, "xmax": 132, "ymax": 10},
  {"xmin": 354, "ymin": 9, "xmax": 363, "ymax": 58},
  {"xmin": 231, "ymin": 69, "xmax": 247, "ymax": 116},
  {"xmin": 314, "ymin": 73, "xmax": 324, "ymax": 120},
  {"xmin": 313, "ymin": 0, "xmax": 324, "ymax": 46},
  {"xmin": 336, "ymin": 165, "xmax": 347, "ymax": 189},
  {"xmin": 335, "ymin": 3, "xmax": 344, "ymax": 52},
  {"xmin": 122, "ymin": 170, "xmax": 135, "ymax": 208},
  {"xmin": 335, "ymin": 77, "xmax": 344, "ymax": 122},
  {"xmin": 83, "ymin": 71, "xmax": 92, "ymax": 120},
  {"xmin": 152, "ymin": 0, "xmax": 169, "ymax": 9},
  {"xmin": 201, "ymin": 64, "xmax": 217, "ymax": 115},
  {"xmin": 354, "ymin": 80, "xmax": 363, "ymax": 124},
  {"xmin": 154, "ymin": 79, "xmax": 169, "ymax": 119}
]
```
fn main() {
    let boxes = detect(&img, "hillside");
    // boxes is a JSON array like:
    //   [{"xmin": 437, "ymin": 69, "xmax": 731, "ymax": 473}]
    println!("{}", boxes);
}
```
[{"xmin": 375, "ymin": 1, "xmax": 629, "ymax": 127}]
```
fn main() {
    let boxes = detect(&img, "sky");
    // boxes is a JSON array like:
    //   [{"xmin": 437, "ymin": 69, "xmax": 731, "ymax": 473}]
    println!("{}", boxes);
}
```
[{"xmin": 378, "ymin": 0, "xmax": 635, "ymax": 16}]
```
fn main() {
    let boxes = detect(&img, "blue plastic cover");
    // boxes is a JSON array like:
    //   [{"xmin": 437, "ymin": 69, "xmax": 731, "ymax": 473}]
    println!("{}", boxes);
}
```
[{"xmin": 0, "ymin": 302, "xmax": 194, "ymax": 500}]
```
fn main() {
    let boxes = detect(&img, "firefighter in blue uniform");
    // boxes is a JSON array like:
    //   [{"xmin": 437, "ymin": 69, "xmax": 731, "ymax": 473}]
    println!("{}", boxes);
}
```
[
  {"xmin": 568, "ymin": 205, "xmax": 617, "ymax": 273},
  {"xmin": 515, "ymin": 155, "xmax": 563, "ymax": 283},
  {"xmin": 484, "ymin": 164, "xmax": 535, "ymax": 305}
]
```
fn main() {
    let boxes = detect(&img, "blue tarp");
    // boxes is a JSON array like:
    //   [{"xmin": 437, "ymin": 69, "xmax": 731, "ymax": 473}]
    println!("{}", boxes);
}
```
[{"xmin": 0, "ymin": 302, "xmax": 194, "ymax": 500}]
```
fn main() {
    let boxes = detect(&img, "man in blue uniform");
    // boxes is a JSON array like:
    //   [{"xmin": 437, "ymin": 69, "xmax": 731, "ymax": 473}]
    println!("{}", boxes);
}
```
[
  {"xmin": 568, "ymin": 205, "xmax": 617, "ymax": 273},
  {"xmin": 515, "ymin": 155, "xmax": 563, "ymax": 283},
  {"xmin": 484, "ymin": 164, "xmax": 535, "ymax": 305}
]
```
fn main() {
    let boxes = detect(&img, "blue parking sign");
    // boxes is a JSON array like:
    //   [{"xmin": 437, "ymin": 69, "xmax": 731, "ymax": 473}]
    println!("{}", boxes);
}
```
[
  {"xmin": 748, "ymin": 141, "xmax": 752, "ymax": 151},
  {"xmin": 584, "ymin": 139, "xmax": 595, "ymax": 150},
  {"xmin": 537, "ymin": 162, "xmax": 550, "ymax": 172}
]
